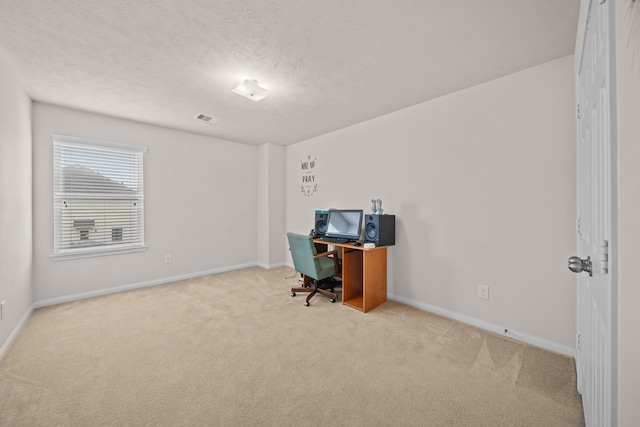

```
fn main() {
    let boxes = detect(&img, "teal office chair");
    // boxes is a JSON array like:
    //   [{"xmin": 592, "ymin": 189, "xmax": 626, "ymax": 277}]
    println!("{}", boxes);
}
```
[{"xmin": 287, "ymin": 232, "xmax": 340, "ymax": 306}]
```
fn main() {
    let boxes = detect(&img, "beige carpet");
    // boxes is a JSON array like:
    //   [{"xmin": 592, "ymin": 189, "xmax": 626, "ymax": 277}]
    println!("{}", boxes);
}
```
[{"xmin": 0, "ymin": 266, "xmax": 583, "ymax": 426}]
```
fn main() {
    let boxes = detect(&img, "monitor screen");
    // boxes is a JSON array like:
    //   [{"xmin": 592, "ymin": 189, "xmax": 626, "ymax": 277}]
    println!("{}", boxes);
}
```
[{"xmin": 325, "ymin": 209, "xmax": 363, "ymax": 240}]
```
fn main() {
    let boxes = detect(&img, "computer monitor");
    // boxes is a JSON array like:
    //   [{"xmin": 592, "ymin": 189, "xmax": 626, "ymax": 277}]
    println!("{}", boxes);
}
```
[{"xmin": 325, "ymin": 209, "xmax": 363, "ymax": 241}]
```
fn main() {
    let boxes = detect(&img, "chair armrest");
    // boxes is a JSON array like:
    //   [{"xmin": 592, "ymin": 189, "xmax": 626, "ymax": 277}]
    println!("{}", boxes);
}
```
[
  {"xmin": 313, "ymin": 250, "xmax": 338, "ymax": 260},
  {"xmin": 314, "ymin": 250, "xmax": 340, "ymax": 274}
]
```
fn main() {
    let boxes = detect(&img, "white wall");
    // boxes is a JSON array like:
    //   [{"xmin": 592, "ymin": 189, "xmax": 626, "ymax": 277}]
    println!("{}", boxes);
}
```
[
  {"xmin": 614, "ymin": 0, "xmax": 640, "ymax": 424},
  {"xmin": 0, "ymin": 52, "xmax": 33, "ymax": 355},
  {"xmin": 286, "ymin": 56, "xmax": 577, "ymax": 352},
  {"xmin": 256, "ymin": 143, "xmax": 286, "ymax": 268},
  {"xmin": 32, "ymin": 103, "xmax": 257, "ymax": 303}
]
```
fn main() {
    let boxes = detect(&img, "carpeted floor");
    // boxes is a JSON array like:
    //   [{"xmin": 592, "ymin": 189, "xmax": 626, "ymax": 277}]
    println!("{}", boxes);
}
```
[{"xmin": 0, "ymin": 266, "xmax": 584, "ymax": 426}]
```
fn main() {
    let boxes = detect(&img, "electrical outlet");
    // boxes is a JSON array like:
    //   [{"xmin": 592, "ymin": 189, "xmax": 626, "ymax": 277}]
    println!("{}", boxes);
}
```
[
  {"xmin": 164, "ymin": 254, "xmax": 172, "ymax": 264},
  {"xmin": 477, "ymin": 284, "xmax": 489, "ymax": 300}
]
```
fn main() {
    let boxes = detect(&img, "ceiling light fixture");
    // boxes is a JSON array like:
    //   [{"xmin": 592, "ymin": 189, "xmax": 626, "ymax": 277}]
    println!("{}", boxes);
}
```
[{"xmin": 232, "ymin": 79, "xmax": 269, "ymax": 101}]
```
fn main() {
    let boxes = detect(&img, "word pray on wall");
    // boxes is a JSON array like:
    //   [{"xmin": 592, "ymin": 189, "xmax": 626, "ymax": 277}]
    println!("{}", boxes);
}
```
[{"xmin": 300, "ymin": 155, "xmax": 317, "ymax": 197}]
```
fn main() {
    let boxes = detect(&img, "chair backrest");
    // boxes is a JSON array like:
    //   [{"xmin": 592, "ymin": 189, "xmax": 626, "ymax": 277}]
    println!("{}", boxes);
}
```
[{"xmin": 287, "ymin": 232, "xmax": 322, "ymax": 280}]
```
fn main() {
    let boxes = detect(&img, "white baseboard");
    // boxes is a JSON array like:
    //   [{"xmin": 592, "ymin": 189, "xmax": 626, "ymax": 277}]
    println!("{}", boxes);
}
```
[
  {"xmin": 256, "ymin": 262, "xmax": 287, "ymax": 269},
  {"xmin": 0, "ymin": 305, "xmax": 33, "ymax": 361},
  {"xmin": 34, "ymin": 262, "xmax": 258, "ymax": 309},
  {"xmin": 388, "ymin": 294, "xmax": 575, "ymax": 358}
]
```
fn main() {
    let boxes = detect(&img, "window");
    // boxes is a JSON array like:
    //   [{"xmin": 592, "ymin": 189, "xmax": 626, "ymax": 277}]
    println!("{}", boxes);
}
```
[{"xmin": 52, "ymin": 135, "xmax": 146, "ymax": 260}]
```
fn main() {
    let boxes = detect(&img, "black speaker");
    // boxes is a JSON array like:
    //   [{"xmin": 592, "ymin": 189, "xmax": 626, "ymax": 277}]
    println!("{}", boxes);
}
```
[
  {"xmin": 313, "ymin": 210, "xmax": 329, "ymax": 237},
  {"xmin": 364, "ymin": 214, "xmax": 395, "ymax": 246}
]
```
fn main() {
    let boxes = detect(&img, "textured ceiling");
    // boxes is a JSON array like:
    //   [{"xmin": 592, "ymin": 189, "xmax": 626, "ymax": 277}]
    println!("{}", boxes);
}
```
[{"xmin": 0, "ymin": 0, "xmax": 580, "ymax": 146}]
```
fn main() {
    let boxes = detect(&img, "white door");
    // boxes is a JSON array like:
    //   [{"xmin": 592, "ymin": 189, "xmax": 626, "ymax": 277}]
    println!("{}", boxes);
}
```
[{"xmin": 572, "ymin": 0, "xmax": 616, "ymax": 425}]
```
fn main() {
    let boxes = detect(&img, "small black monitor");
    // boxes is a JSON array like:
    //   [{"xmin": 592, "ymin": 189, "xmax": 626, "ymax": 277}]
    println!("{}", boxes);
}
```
[{"xmin": 325, "ymin": 209, "xmax": 363, "ymax": 241}]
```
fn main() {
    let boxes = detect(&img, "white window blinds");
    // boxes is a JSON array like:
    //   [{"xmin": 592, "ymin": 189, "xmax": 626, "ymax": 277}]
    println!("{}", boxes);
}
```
[{"xmin": 52, "ymin": 135, "xmax": 146, "ymax": 259}]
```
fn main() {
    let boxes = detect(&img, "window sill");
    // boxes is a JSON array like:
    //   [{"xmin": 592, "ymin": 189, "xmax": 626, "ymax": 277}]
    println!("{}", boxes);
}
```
[{"xmin": 50, "ymin": 245, "xmax": 147, "ymax": 261}]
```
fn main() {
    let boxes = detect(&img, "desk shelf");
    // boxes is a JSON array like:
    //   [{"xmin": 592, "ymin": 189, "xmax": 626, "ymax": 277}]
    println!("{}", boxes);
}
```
[
  {"xmin": 343, "ymin": 295, "xmax": 364, "ymax": 312},
  {"xmin": 315, "ymin": 240, "xmax": 388, "ymax": 313}
]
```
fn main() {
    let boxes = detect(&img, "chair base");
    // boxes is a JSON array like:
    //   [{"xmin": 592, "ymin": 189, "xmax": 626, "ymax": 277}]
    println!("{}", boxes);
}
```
[{"xmin": 291, "ymin": 277, "xmax": 340, "ymax": 306}]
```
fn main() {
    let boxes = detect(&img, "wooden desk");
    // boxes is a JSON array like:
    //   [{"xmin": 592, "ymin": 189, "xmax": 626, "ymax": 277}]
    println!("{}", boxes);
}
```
[{"xmin": 313, "ymin": 239, "xmax": 388, "ymax": 313}]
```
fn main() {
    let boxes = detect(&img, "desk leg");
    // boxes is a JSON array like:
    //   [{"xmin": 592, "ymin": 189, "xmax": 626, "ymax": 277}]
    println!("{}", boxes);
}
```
[
  {"xmin": 362, "ymin": 247, "xmax": 387, "ymax": 312},
  {"xmin": 342, "ymin": 249, "xmax": 364, "ymax": 311}
]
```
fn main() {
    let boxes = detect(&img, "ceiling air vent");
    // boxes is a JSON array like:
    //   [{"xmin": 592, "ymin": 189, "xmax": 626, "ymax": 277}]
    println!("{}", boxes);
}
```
[{"xmin": 194, "ymin": 114, "xmax": 219, "ymax": 124}]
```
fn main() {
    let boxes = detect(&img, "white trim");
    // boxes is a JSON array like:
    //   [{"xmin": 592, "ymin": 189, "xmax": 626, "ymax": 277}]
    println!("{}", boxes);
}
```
[
  {"xmin": 0, "ymin": 305, "xmax": 33, "ymax": 362},
  {"xmin": 34, "ymin": 262, "xmax": 257, "ymax": 308},
  {"xmin": 50, "ymin": 245, "xmax": 147, "ymax": 261},
  {"xmin": 51, "ymin": 134, "xmax": 147, "ymax": 153},
  {"xmin": 576, "ymin": 0, "xmax": 594, "ymax": 73},
  {"xmin": 256, "ymin": 262, "xmax": 287, "ymax": 269},
  {"xmin": 388, "ymin": 294, "xmax": 575, "ymax": 358}
]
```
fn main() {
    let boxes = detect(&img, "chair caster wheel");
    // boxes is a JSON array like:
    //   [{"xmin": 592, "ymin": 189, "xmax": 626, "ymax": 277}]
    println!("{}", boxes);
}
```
[
  {"xmin": 330, "ymin": 298, "xmax": 336, "ymax": 303},
  {"xmin": 305, "ymin": 302, "xmax": 310, "ymax": 307},
  {"xmin": 291, "ymin": 292, "xmax": 296, "ymax": 297}
]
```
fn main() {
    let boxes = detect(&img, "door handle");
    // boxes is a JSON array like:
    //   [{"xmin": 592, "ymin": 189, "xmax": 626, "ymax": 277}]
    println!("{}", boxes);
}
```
[{"xmin": 568, "ymin": 256, "xmax": 592, "ymax": 276}]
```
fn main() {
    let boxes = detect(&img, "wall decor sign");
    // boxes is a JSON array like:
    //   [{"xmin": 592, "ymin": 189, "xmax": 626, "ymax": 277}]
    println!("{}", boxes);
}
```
[{"xmin": 300, "ymin": 155, "xmax": 318, "ymax": 197}]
